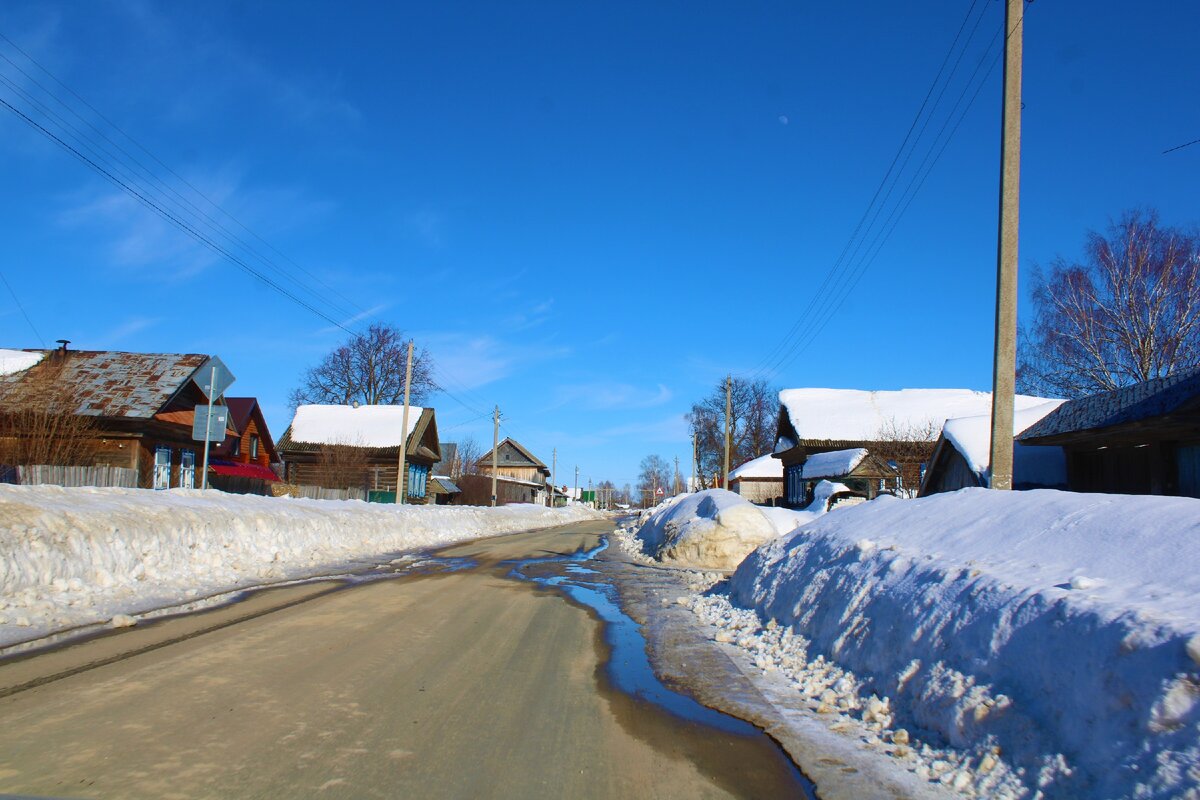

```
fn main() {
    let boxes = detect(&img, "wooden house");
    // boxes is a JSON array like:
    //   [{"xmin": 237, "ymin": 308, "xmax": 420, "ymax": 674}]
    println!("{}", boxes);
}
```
[
  {"xmin": 206, "ymin": 397, "xmax": 281, "ymax": 492},
  {"xmin": 920, "ymin": 400, "xmax": 1065, "ymax": 496},
  {"xmin": 772, "ymin": 388, "xmax": 1053, "ymax": 506},
  {"xmin": 1017, "ymin": 369, "xmax": 1200, "ymax": 497},
  {"xmin": 276, "ymin": 404, "xmax": 441, "ymax": 502},
  {"xmin": 0, "ymin": 346, "xmax": 236, "ymax": 490},
  {"xmin": 476, "ymin": 438, "xmax": 551, "ymax": 485},
  {"xmin": 793, "ymin": 447, "xmax": 898, "ymax": 504},
  {"xmin": 727, "ymin": 454, "xmax": 783, "ymax": 505}
]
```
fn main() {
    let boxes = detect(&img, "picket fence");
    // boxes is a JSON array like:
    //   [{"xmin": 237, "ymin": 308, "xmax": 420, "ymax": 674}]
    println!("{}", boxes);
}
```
[{"xmin": 15, "ymin": 464, "xmax": 139, "ymax": 488}]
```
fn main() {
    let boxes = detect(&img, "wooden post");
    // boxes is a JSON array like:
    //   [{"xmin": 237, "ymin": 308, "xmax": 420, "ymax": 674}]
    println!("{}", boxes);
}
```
[{"xmin": 396, "ymin": 340, "xmax": 414, "ymax": 504}]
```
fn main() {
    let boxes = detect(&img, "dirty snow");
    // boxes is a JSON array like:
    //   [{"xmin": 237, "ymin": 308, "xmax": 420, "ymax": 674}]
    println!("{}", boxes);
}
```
[
  {"xmin": 0, "ymin": 484, "xmax": 599, "ymax": 647},
  {"xmin": 0, "ymin": 348, "xmax": 43, "ymax": 376},
  {"xmin": 288, "ymin": 403, "xmax": 424, "ymax": 448},
  {"xmin": 632, "ymin": 490, "xmax": 778, "ymax": 571}
]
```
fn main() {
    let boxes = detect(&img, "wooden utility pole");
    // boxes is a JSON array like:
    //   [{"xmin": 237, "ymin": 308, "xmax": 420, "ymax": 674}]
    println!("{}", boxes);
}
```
[
  {"xmin": 723, "ymin": 375, "xmax": 732, "ymax": 489},
  {"xmin": 691, "ymin": 433, "xmax": 697, "ymax": 493},
  {"xmin": 574, "ymin": 465, "xmax": 579, "ymax": 503},
  {"xmin": 673, "ymin": 455, "xmax": 681, "ymax": 495},
  {"xmin": 550, "ymin": 447, "xmax": 557, "ymax": 508},
  {"xmin": 989, "ymin": 0, "xmax": 1024, "ymax": 490},
  {"xmin": 491, "ymin": 405, "xmax": 500, "ymax": 507},
  {"xmin": 395, "ymin": 340, "xmax": 415, "ymax": 504}
]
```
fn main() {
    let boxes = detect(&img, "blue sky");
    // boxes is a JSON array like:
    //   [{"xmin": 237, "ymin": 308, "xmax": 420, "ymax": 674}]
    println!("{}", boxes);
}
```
[{"xmin": 1, "ymin": 1, "xmax": 1197, "ymax": 489}]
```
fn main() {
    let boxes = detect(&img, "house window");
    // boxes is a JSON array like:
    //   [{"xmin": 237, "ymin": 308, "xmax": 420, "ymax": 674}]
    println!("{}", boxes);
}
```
[
  {"xmin": 231, "ymin": 438, "xmax": 241, "ymax": 457},
  {"xmin": 153, "ymin": 447, "xmax": 171, "ymax": 490},
  {"xmin": 785, "ymin": 464, "xmax": 804, "ymax": 506},
  {"xmin": 180, "ymin": 449, "xmax": 196, "ymax": 488},
  {"xmin": 408, "ymin": 464, "xmax": 429, "ymax": 499},
  {"xmin": 249, "ymin": 435, "xmax": 259, "ymax": 460}
]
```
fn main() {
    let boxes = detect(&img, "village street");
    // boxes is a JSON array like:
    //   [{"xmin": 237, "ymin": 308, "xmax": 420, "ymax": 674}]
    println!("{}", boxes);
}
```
[{"xmin": 0, "ymin": 519, "xmax": 808, "ymax": 800}]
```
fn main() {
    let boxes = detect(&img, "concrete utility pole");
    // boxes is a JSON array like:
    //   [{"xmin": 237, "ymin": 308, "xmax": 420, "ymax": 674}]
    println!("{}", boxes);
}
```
[
  {"xmin": 691, "ymin": 433, "xmax": 698, "ymax": 493},
  {"xmin": 396, "ymin": 340, "xmax": 415, "ymax": 504},
  {"xmin": 723, "ymin": 375, "xmax": 732, "ymax": 489},
  {"xmin": 550, "ymin": 447, "xmax": 557, "ymax": 508},
  {"xmin": 574, "ymin": 465, "xmax": 579, "ymax": 504},
  {"xmin": 491, "ymin": 405, "xmax": 500, "ymax": 507},
  {"xmin": 989, "ymin": 0, "xmax": 1024, "ymax": 491}
]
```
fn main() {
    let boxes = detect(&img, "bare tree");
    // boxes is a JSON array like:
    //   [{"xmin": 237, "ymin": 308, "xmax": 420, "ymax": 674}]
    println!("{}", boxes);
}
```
[
  {"xmin": 875, "ymin": 416, "xmax": 941, "ymax": 497},
  {"xmin": 685, "ymin": 377, "xmax": 779, "ymax": 485},
  {"xmin": 1018, "ymin": 210, "xmax": 1200, "ymax": 398},
  {"xmin": 637, "ymin": 454, "xmax": 672, "ymax": 507},
  {"xmin": 314, "ymin": 442, "xmax": 373, "ymax": 492},
  {"xmin": 0, "ymin": 357, "xmax": 99, "ymax": 467},
  {"xmin": 453, "ymin": 437, "xmax": 484, "ymax": 478},
  {"xmin": 291, "ymin": 323, "xmax": 436, "ymax": 408}
]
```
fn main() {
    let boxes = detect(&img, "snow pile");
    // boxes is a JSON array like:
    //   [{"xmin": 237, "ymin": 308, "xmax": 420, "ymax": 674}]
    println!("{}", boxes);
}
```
[
  {"xmin": 288, "ymin": 403, "xmax": 423, "ymax": 447},
  {"xmin": 633, "ymin": 489, "xmax": 780, "ymax": 570},
  {"xmin": 942, "ymin": 400, "xmax": 1066, "ymax": 488},
  {"xmin": 0, "ymin": 485, "xmax": 599, "ymax": 647},
  {"xmin": 800, "ymin": 448, "xmax": 869, "ymax": 479},
  {"xmin": 0, "ymin": 348, "xmax": 43, "ymax": 376},
  {"xmin": 778, "ymin": 388, "xmax": 1052, "ymax": 441},
  {"xmin": 727, "ymin": 488, "xmax": 1200, "ymax": 798},
  {"xmin": 728, "ymin": 453, "xmax": 782, "ymax": 480}
]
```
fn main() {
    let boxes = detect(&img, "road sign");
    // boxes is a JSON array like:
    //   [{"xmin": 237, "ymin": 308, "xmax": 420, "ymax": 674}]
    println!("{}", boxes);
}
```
[
  {"xmin": 199, "ymin": 356, "xmax": 236, "ymax": 401},
  {"xmin": 655, "ymin": 487, "xmax": 664, "ymax": 496},
  {"xmin": 192, "ymin": 405, "xmax": 229, "ymax": 442}
]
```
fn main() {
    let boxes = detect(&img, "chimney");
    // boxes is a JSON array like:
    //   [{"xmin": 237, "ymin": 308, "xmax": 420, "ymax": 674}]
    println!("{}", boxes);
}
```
[{"xmin": 54, "ymin": 339, "xmax": 71, "ymax": 362}]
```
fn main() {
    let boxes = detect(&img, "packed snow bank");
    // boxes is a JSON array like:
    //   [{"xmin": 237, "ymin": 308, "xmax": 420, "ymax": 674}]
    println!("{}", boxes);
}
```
[
  {"xmin": 0, "ymin": 485, "xmax": 600, "ymax": 647},
  {"xmin": 729, "ymin": 488, "xmax": 1200, "ymax": 799},
  {"xmin": 634, "ymin": 490, "xmax": 779, "ymax": 570}
]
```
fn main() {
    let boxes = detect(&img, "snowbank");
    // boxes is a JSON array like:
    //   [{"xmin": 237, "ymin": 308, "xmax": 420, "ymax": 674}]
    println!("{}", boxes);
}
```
[
  {"xmin": 728, "ymin": 489, "xmax": 1200, "ymax": 798},
  {"xmin": 633, "ymin": 490, "xmax": 779, "ymax": 570},
  {"xmin": 0, "ymin": 485, "xmax": 599, "ymax": 647}
]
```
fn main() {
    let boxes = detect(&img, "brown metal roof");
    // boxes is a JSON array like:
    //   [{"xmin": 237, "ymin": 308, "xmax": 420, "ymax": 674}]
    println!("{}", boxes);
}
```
[{"xmin": 0, "ymin": 349, "xmax": 210, "ymax": 419}]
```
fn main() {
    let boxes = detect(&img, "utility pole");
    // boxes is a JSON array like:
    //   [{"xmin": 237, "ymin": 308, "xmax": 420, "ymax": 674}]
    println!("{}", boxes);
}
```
[
  {"xmin": 491, "ymin": 405, "xmax": 500, "ymax": 507},
  {"xmin": 550, "ymin": 447, "xmax": 557, "ymax": 508},
  {"xmin": 691, "ymin": 433, "xmax": 697, "ymax": 493},
  {"xmin": 574, "ymin": 465, "xmax": 579, "ymax": 504},
  {"xmin": 396, "ymin": 340, "xmax": 414, "ymax": 504},
  {"xmin": 674, "ymin": 455, "xmax": 681, "ymax": 495},
  {"xmin": 723, "ymin": 374, "xmax": 732, "ymax": 489},
  {"xmin": 989, "ymin": 0, "xmax": 1024, "ymax": 491}
]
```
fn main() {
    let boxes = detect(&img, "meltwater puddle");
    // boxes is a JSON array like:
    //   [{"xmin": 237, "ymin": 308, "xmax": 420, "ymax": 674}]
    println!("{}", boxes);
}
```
[{"xmin": 505, "ymin": 537, "xmax": 817, "ymax": 797}]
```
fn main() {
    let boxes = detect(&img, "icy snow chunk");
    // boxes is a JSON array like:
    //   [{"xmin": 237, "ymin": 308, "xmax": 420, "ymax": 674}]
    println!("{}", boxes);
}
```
[
  {"xmin": 1068, "ymin": 575, "xmax": 1101, "ymax": 591},
  {"xmin": 110, "ymin": 614, "xmax": 137, "ymax": 628}
]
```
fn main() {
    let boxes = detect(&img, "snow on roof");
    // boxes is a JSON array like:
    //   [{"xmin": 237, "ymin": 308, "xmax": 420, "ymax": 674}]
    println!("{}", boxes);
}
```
[
  {"xmin": 778, "ymin": 388, "xmax": 1052, "ymax": 442},
  {"xmin": 943, "ymin": 399, "xmax": 1065, "ymax": 483},
  {"xmin": 0, "ymin": 349, "xmax": 44, "ymax": 376},
  {"xmin": 800, "ymin": 448, "xmax": 868, "ymax": 479},
  {"xmin": 729, "ymin": 453, "xmax": 783, "ymax": 480},
  {"xmin": 288, "ymin": 404, "xmax": 424, "ymax": 448}
]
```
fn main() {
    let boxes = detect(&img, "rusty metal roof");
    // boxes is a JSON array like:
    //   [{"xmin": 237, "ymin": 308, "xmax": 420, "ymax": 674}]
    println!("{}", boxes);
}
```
[{"xmin": 0, "ymin": 349, "xmax": 210, "ymax": 419}]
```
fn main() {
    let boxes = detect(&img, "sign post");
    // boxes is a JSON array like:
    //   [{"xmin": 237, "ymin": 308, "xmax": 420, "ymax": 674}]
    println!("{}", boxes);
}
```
[{"xmin": 192, "ymin": 357, "xmax": 236, "ymax": 490}]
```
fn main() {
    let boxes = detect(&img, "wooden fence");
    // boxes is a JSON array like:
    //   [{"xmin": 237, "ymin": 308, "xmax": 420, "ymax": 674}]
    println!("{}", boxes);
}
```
[
  {"xmin": 291, "ymin": 485, "xmax": 366, "ymax": 502},
  {"xmin": 14, "ymin": 464, "xmax": 139, "ymax": 488}
]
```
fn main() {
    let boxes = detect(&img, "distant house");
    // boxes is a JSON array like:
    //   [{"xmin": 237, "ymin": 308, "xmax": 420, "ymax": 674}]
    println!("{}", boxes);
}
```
[
  {"xmin": 472, "ymin": 437, "xmax": 551, "ymax": 505},
  {"xmin": 728, "ymin": 454, "xmax": 783, "ymax": 505},
  {"xmin": 1018, "ymin": 368, "xmax": 1200, "ymax": 497},
  {"xmin": 795, "ymin": 447, "xmax": 899, "ymax": 503},
  {"xmin": 276, "ymin": 404, "xmax": 442, "ymax": 503},
  {"xmin": 0, "ymin": 346, "xmax": 236, "ymax": 490},
  {"xmin": 920, "ymin": 400, "xmax": 1065, "ymax": 496},
  {"xmin": 772, "ymin": 388, "xmax": 1053, "ymax": 506},
  {"xmin": 206, "ymin": 397, "xmax": 281, "ymax": 491}
]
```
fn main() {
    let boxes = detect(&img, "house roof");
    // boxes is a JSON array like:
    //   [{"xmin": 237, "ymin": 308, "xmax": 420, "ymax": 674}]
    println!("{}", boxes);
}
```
[
  {"xmin": 776, "ymin": 388, "xmax": 1054, "ymax": 446},
  {"xmin": 800, "ymin": 448, "xmax": 869, "ymax": 480},
  {"xmin": 0, "ymin": 349, "xmax": 214, "ymax": 418},
  {"xmin": 276, "ymin": 405, "xmax": 440, "ymax": 462},
  {"xmin": 729, "ymin": 453, "xmax": 783, "ymax": 481},
  {"xmin": 942, "ymin": 400, "xmax": 1065, "ymax": 482},
  {"xmin": 478, "ymin": 437, "xmax": 548, "ymax": 470},
  {"xmin": 1019, "ymin": 367, "xmax": 1200, "ymax": 444},
  {"xmin": 210, "ymin": 397, "xmax": 279, "ymax": 463}
]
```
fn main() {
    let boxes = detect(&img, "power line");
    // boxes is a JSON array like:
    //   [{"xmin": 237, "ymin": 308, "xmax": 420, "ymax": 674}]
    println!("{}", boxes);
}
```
[
  {"xmin": 0, "ymin": 269, "xmax": 45, "ymax": 347},
  {"xmin": 1163, "ymin": 137, "xmax": 1200, "ymax": 155},
  {"xmin": 745, "ymin": 0, "xmax": 988, "ymax": 380},
  {"xmin": 0, "ymin": 30, "xmax": 369, "ymax": 324}
]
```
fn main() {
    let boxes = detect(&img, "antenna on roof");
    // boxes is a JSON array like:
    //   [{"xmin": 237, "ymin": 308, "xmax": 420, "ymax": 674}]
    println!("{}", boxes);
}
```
[{"xmin": 55, "ymin": 339, "xmax": 70, "ymax": 352}]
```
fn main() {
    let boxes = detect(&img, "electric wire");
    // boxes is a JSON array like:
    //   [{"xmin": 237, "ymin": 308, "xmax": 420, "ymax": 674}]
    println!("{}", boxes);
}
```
[{"xmin": 0, "ymin": 269, "xmax": 46, "ymax": 347}]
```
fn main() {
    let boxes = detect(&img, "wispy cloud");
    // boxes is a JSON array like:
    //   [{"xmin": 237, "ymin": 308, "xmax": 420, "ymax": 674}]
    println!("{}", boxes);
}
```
[
  {"xmin": 96, "ymin": 315, "xmax": 160, "ymax": 346},
  {"xmin": 405, "ymin": 209, "xmax": 446, "ymax": 249},
  {"xmin": 421, "ymin": 331, "xmax": 571, "ymax": 393},
  {"xmin": 548, "ymin": 381, "xmax": 672, "ymax": 411},
  {"xmin": 316, "ymin": 303, "xmax": 390, "ymax": 335},
  {"xmin": 506, "ymin": 298, "xmax": 556, "ymax": 331}
]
